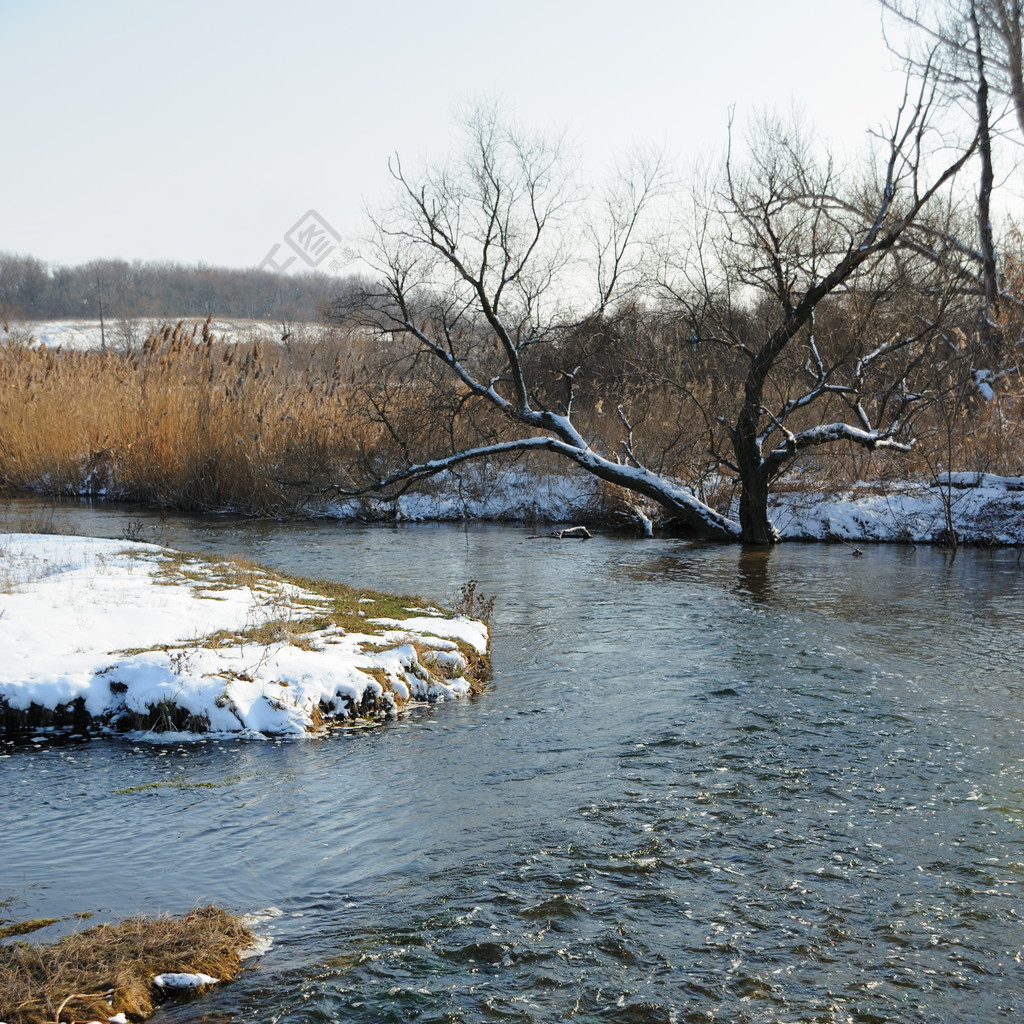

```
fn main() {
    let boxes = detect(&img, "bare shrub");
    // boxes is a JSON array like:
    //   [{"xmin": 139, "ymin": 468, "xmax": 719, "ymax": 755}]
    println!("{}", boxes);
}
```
[{"xmin": 453, "ymin": 579, "xmax": 495, "ymax": 621}]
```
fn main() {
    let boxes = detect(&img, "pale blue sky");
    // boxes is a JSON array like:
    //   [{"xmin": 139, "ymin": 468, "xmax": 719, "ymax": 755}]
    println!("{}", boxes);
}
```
[{"xmin": 0, "ymin": 0, "xmax": 904, "ymax": 269}]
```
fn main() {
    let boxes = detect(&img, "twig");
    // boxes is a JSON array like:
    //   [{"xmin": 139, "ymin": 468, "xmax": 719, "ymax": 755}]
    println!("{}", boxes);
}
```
[{"xmin": 48, "ymin": 988, "xmax": 115, "ymax": 1024}]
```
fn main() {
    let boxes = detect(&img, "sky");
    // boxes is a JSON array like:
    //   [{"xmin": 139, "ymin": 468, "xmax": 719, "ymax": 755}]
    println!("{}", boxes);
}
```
[{"xmin": 0, "ymin": 0, "xmax": 908, "ymax": 273}]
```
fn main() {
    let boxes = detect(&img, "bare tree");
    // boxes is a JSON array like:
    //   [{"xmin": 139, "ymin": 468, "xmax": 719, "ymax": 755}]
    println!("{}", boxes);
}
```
[
  {"xmin": 661, "ymin": 97, "xmax": 978, "ymax": 542},
  {"xmin": 328, "ymin": 96, "xmax": 974, "ymax": 544},
  {"xmin": 882, "ymin": 0, "xmax": 1024, "ymax": 347},
  {"xmin": 885, "ymin": 1, "xmax": 1024, "ymax": 135},
  {"xmin": 990, "ymin": 0, "xmax": 1024, "ymax": 135}
]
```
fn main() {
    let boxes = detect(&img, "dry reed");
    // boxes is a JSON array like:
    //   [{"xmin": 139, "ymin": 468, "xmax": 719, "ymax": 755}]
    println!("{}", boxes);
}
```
[
  {"xmin": 2, "ymin": 318, "xmax": 1021, "ymax": 522},
  {"xmin": 0, "ymin": 905, "xmax": 253, "ymax": 1024},
  {"xmin": 0, "ymin": 320, "xmax": 387, "ymax": 514}
]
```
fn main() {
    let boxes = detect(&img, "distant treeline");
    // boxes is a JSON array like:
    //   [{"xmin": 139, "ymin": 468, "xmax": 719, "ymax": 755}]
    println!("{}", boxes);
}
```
[{"xmin": 0, "ymin": 252, "xmax": 365, "ymax": 322}]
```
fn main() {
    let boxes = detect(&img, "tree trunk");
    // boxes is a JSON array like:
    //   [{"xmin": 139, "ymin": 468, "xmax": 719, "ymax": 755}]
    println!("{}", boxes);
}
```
[
  {"xmin": 733, "ymin": 387, "xmax": 777, "ymax": 545},
  {"xmin": 971, "ymin": 0, "xmax": 1002, "ymax": 349},
  {"xmin": 738, "ymin": 473, "xmax": 776, "ymax": 545}
]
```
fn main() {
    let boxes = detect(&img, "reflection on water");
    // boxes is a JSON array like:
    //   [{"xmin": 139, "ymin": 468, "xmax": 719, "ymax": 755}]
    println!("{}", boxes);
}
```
[
  {"xmin": 2, "ymin": 499, "xmax": 1024, "ymax": 1023},
  {"xmin": 736, "ymin": 547, "xmax": 775, "ymax": 603}
]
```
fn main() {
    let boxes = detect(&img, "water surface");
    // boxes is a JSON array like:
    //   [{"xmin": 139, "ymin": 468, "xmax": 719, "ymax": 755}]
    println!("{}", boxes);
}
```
[{"xmin": 2, "ymin": 502, "xmax": 1023, "ymax": 1022}]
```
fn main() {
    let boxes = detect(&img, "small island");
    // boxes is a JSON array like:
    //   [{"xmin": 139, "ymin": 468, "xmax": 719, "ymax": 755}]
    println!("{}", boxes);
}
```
[
  {"xmin": 0, "ymin": 906, "xmax": 258, "ymax": 1024},
  {"xmin": 0, "ymin": 533, "xmax": 489, "ymax": 741}
]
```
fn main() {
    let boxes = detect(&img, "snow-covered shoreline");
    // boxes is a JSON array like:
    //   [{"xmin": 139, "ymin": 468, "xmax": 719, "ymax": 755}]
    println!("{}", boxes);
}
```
[
  {"xmin": 318, "ymin": 474, "xmax": 1024, "ymax": 546},
  {"xmin": 5, "ymin": 468, "xmax": 1024, "ymax": 550},
  {"xmin": 771, "ymin": 475, "xmax": 1024, "ymax": 545},
  {"xmin": 0, "ymin": 535, "xmax": 488, "ymax": 741}
]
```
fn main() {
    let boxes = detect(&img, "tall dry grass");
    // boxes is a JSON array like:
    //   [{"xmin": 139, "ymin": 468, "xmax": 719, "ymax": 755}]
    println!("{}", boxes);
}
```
[
  {"xmin": 0, "ymin": 321, "xmax": 386, "ymax": 514},
  {"xmin": 1, "ymin": 317, "xmax": 1021, "ymax": 519}
]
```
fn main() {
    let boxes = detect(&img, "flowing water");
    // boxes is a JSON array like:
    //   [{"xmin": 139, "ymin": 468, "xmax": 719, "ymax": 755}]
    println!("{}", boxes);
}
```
[{"xmin": 2, "ymin": 502, "xmax": 1024, "ymax": 1023}]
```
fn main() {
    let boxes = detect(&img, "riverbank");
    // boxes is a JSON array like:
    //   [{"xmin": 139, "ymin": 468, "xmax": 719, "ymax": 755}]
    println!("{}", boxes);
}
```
[
  {"xmin": 4, "ymin": 328, "xmax": 1022, "ymax": 536},
  {"xmin": 771, "ymin": 474, "xmax": 1024, "ymax": 546},
  {"xmin": 0, "ymin": 534, "xmax": 489, "ymax": 741},
  {"xmin": 320, "ymin": 473, "xmax": 1024, "ymax": 546},
  {"xmin": 7, "ymin": 469, "xmax": 1024, "ymax": 544},
  {"xmin": 5, "ymin": 469, "xmax": 1024, "ymax": 547}
]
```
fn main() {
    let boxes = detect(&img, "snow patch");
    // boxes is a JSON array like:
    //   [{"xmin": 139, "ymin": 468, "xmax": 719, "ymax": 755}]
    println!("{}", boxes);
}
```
[
  {"xmin": 772, "ymin": 477, "xmax": 1024, "ymax": 545},
  {"xmin": 152, "ymin": 973, "xmax": 219, "ymax": 989}
]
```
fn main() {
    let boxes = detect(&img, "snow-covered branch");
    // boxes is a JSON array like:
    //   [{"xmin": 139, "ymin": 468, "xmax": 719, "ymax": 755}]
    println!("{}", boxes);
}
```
[{"xmin": 767, "ymin": 421, "xmax": 914, "ymax": 464}]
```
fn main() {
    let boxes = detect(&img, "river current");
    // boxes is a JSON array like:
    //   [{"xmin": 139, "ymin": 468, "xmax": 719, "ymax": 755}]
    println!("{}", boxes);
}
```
[{"xmin": 2, "ymin": 503, "xmax": 1023, "ymax": 1022}]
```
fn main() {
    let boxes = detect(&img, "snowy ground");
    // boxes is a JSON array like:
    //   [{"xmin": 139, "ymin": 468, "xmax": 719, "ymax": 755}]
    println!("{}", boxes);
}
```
[
  {"xmin": 0, "ymin": 318, "xmax": 293, "ymax": 351},
  {"xmin": 326, "ymin": 470, "xmax": 1024, "ymax": 544},
  {"xmin": 0, "ymin": 535, "xmax": 487, "ymax": 739},
  {"xmin": 772, "ymin": 474, "xmax": 1024, "ymax": 545},
  {"xmin": 326, "ymin": 467, "xmax": 608, "ymax": 524}
]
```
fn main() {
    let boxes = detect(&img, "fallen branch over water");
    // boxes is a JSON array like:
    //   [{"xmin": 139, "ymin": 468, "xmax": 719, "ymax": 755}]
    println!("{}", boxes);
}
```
[{"xmin": 528, "ymin": 525, "xmax": 593, "ymax": 540}]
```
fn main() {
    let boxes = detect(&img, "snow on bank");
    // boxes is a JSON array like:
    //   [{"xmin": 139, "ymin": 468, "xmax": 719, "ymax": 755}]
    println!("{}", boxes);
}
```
[
  {"xmin": 152, "ymin": 973, "xmax": 219, "ymax": 990},
  {"xmin": 0, "ymin": 535, "xmax": 487, "ymax": 738},
  {"xmin": 326, "ymin": 472, "xmax": 1024, "ymax": 544},
  {"xmin": 325, "ymin": 467, "xmax": 604, "ymax": 524},
  {"xmin": 772, "ymin": 476, "xmax": 1024, "ymax": 545}
]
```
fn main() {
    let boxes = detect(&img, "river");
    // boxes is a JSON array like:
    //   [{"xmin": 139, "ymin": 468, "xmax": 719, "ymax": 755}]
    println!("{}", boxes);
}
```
[{"xmin": 2, "ymin": 501, "xmax": 1023, "ymax": 1022}]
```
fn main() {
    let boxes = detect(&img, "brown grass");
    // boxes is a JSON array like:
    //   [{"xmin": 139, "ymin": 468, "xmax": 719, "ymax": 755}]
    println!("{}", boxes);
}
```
[
  {"xmin": 0, "ymin": 920, "xmax": 59, "ymax": 941},
  {"xmin": 0, "ymin": 906, "xmax": 253, "ymax": 1024},
  {"xmin": 0, "ymin": 320, "xmax": 385, "ymax": 514},
  {"xmin": 2, "ymin": 316, "xmax": 1022, "ymax": 523}
]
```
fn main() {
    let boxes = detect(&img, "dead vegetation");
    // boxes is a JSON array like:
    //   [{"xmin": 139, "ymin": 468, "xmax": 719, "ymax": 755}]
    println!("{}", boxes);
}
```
[
  {"xmin": 0, "ymin": 905, "xmax": 253, "ymax": 1024},
  {"xmin": 1, "ymin": 312, "xmax": 1022, "ymax": 529},
  {"xmin": 0, "ymin": 319, "xmax": 386, "ymax": 515},
  {"xmin": 0, "ymin": 920, "xmax": 59, "ymax": 941}
]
